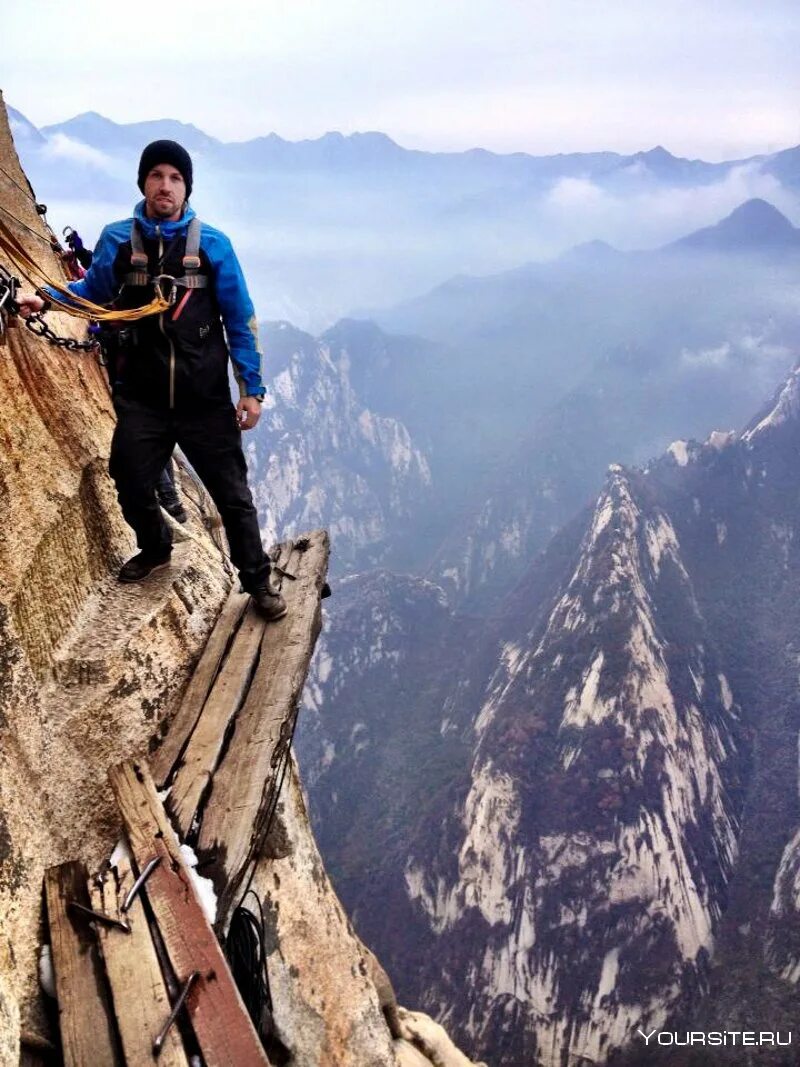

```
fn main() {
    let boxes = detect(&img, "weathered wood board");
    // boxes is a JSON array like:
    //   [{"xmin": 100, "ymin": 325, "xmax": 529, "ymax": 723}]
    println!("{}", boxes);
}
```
[
  {"xmin": 167, "ymin": 603, "xmax": 267, "ymax": 837},
  {"xmin": 109, "ymin": 759, "xmax": 270, "ymax": 1067},
  {"xmin": 90, "ymin": 854, "xmax": 189, "ymax": 1066},
  {"xmin": 44, "ymin": 861, "xmax": 122, "ymax": 1067},
  {"xmin": 197, "ymin": 530, "xmax": 330, "ymax": 923},
  {"xmin": 151, "ymin": 588, "xmax": 249, "ymax": 787}
]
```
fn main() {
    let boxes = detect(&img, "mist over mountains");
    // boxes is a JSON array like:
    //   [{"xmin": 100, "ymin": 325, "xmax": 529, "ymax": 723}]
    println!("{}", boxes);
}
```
[{"xmin": 8, "ymin": 104, "xmax": 800, "ymax": 330}]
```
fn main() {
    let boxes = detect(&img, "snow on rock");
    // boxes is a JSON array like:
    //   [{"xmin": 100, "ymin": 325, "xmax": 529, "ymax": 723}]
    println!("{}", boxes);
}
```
[
  {"xmin": 706, "ymin": 429, "xmax": 736, "ymax": 450},
  {"xmin": 767, "ymin": 827, "xmax": 800, "ymax": 982},
  {"xmin": 668, "ymin": 440, "xmax": 690, "ymax": 466},
  {"xmin": 743, "ymin": 365, "xmax": 800, "ymax": 442},
  {"xmin": 179, "ymin": 843, "xmax": 218, "ymax": 926}
]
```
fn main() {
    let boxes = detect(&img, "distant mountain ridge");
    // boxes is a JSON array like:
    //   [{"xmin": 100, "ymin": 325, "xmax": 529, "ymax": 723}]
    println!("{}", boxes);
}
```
[
  {"xmin": 40, "ymin": 110, "xmax": 219, "ymax": 153},
  {"xmin": 14, "ymin": 104, "xmax": 799, "ymax": 181},
  {"xmin": 9, "ymin": 97, "xmax": 800, "ymax": 326}
]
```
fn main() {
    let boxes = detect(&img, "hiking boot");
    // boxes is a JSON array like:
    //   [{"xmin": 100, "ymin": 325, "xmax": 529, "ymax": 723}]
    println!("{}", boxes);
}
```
[
  {"xmin": 162, "ymin": 501, "xmax": 189, "ymax": 524},
  {"xmin": 118, "ymin": 549, "xmax": 172, "ymax": 583},
  {"xmin": 251, "ymin": 579, "xmax": 288, "ymax": 621}
]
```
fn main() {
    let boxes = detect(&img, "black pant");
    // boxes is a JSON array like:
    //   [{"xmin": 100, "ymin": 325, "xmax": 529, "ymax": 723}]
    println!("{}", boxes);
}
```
[{"xmin": 109, "ymin": 396, "xmax": 270, "ymax": 591}]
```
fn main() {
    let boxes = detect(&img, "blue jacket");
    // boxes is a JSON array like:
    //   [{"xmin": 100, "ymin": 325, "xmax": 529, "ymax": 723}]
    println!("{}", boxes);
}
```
[{"xmin": 54, "ymin": 202, "xmax": 264, "ymax": 402}]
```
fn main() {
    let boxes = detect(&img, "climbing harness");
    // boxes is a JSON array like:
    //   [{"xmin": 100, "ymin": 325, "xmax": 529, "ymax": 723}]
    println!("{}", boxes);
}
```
[{"xmin": 126, "ymin": 215, "xmax": 207, "ymax": 306}]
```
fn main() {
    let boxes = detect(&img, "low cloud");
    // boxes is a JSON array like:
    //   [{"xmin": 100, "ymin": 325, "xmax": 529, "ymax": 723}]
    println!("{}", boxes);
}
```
[
  {"xmin": 681, "ymin": 333, "xmax": 792, "ymax": 370},
  {"xmin": 543, "ymin": 163, "xmax": 799, "ymax": 252},
  {"xmin": 40, "ymin": 134, "xmax": 122, "ymax": 176},
  {"xmin": 681, "ymin": 343, "xmax": 732, "ymax": 367}
]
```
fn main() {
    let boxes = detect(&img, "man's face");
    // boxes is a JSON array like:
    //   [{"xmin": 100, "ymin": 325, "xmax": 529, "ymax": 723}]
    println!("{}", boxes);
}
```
[{"xmin": 143, "ymin": 164, "xmax": 186, "ymax": 221}]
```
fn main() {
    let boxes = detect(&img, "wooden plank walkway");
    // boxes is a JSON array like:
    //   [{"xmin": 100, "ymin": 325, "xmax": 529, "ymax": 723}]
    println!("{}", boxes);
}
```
[
  {"xmin": 168, "ymin": 602, "xmax": 267, "ymax": 837},
  {"xmin": 155, "ymin": 531, "xmax": 330, "ymax": 926},
  {"xmin": 198, "ymin": 533, "xmax": 329, "ymax": 923},
  {"xmin": 44, "ymin": 862, "xmax": 122, "ymax": 1067},
  {"xmin": 150, "ymin": 587, "xmax": 249, "ymax": 787},
  {"xmin": 43, "ymin": 531, "xmax": 330, "ymax": 1063},
  {"xmin": 110, "ymin": 759, "xmax": 270, "ymax": 1067}
]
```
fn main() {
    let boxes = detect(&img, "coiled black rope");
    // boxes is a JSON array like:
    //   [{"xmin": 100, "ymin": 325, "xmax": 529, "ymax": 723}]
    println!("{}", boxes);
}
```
[{"xmin": 226, "ymin": 889, "xmax": 273, "ymax": 1041}]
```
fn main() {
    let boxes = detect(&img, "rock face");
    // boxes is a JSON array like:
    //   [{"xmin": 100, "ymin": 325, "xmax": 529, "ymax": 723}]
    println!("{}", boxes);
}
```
[
  {"xmin": 299, "ymin": 360, "xmax": 800, "ymax": 1065},
  {"xmin": 248, "ymin": 322, "xmax": 432, "ymax": 574},
  {"xmin": 0, "ymin": 92, "xmax": 234, "ymax": 1056},
  {"xmin": 0, "ymin": 97, "xmax": 478, "ymax": 1067}
]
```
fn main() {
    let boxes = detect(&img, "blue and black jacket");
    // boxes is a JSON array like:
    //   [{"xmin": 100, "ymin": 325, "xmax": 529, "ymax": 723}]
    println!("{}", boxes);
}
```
[{"xmin": 52, "ymin": 202, "xmax": 263, "ymax": 409}]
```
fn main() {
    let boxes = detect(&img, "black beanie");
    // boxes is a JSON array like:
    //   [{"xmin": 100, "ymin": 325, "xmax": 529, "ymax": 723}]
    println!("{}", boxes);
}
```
[{"xmin": 137, "ymin": 140, "xmax": 193, "ymax": 199}]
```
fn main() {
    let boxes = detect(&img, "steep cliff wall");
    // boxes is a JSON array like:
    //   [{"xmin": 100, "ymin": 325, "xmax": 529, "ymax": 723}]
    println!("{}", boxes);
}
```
[{"xmin": 0, "ymin": 92, "xmax": 234, "ymax": 1058}]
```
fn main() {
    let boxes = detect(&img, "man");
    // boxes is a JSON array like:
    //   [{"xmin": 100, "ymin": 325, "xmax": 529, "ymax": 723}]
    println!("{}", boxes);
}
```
[{"xmin": 18, "ymin": 140, "xmax": 286, "ymax": 620}]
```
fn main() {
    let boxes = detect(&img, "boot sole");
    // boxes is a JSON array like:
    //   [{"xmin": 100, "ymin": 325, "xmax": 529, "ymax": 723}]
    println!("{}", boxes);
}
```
[{"xmin": 117, "ymin": 559, "xmax": 172, "ymax": 583}]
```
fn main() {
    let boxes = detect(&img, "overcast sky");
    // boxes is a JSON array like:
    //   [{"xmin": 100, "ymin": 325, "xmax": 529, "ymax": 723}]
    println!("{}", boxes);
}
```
[{"xmin": 4, "ymin": 0, "xmax": 798, "ymax": 160}]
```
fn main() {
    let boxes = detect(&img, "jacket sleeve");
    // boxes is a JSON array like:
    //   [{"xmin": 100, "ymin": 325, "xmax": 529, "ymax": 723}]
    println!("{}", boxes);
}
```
[
  {"xmin": 207, "ymin": 231, "xmax": 264, "ymax": 397},
  {"xmin": 44, "ymin": 224, "xmax": 120, "ymax": 308}
]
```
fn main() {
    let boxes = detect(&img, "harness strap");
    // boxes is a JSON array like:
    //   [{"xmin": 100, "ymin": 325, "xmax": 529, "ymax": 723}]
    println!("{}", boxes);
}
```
[
  {"xmin": 182, "ymin": 216, "xmax": 201, "ymax": 273},
  {"xmin": 126, "ymin": 219, "xmax": 150, "ymax": 285},
  {"xmin": 123, "ymin": 216, "xmax": 207, "ymax": 288}
]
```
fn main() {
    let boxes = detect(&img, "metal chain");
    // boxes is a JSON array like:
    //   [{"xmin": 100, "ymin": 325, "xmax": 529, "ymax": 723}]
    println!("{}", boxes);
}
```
[{"xmin": 0, "ymin": 262, "xmax": 98, "ymax": 353}]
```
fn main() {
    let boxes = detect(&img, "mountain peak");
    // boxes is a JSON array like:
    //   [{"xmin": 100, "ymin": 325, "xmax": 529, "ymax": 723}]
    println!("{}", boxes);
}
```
[
  {"xmin": 725, "ymin": 197, "xmax": 792, "ymax": 227},
  {"xmin": 671, "ymin": 198, "xmax": 799, "ymax": 253},
  {"xmin": 559, "ymin": 238, "xmax": 620, "ymax": 264},
  {"xmin": 742, "ymin": 364, "xmax": 800, "ymax": 442},
  {"xmin": 6, "ymin": 105, "xmax": 45, "ymax": 145}
]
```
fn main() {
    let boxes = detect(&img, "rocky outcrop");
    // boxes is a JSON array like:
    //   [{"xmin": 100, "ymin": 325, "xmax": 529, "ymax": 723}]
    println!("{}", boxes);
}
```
[
  {"xmin": 248, "ymin": 323, "xmax": 431, "ymax": 574},
  {"xmin": 299, "ymin": 361, "xmax": 800, "ymax": 1065}
]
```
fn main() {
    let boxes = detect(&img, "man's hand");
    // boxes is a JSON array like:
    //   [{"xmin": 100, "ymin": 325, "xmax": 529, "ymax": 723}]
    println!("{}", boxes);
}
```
[
  {"xmin": 236, "ymin": 395, "xmax": 262, "ymax": 431},
  {"xmin": 16, "ymin": 294, "xmax": 45, "ymax": 319}
]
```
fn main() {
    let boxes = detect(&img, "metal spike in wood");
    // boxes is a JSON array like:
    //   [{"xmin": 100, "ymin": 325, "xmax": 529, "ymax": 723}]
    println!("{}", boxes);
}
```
[
  {"xmin": 109, "ymin": 759, "xmax": 270, "ymax": 1067},
  {"xmin": 44, "ymin": 861, "xmax": 123, "ymax": 1067},
  {"xmin": 89, "ymin": 855, "xmax": 189, "ymax": 1066}
]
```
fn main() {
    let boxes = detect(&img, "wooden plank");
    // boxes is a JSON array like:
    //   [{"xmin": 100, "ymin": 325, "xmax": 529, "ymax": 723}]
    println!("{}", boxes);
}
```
[
  {"xmin": 109, "ymin": 759, "xmax": 270, "ymax": 1067},
  {"xmin": 89, "ymin": 855, "xmax": 190, "ymax": 1067},
  {"xmin": 151, "ymin": 588, "xmax": 249, "ymax": 787},
  {"xmin": 198, "ymin": 530, "xmax": 330, "ymax": 924},
  {"xmin": 167, "ymin": 604, "xmax": 267, "ymax": 837},
  {"xmin": 44, "ymin": 861, "xmax": 122, "ymax": 1067}
]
